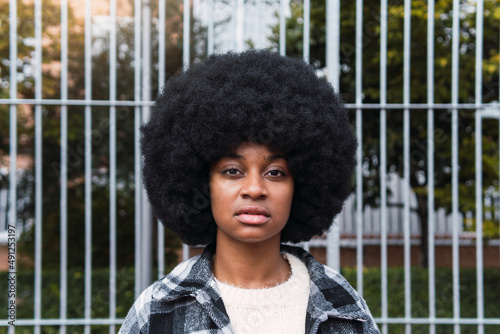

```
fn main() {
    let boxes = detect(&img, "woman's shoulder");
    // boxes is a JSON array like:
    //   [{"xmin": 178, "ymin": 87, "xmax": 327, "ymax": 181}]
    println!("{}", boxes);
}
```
[
  {"xmin": 281, "ymin": 244, "xmax": 380, "ymax": 333},
  {"xmin": 119, "ymin": 253, "xmax": 210, "ymax": 333}
]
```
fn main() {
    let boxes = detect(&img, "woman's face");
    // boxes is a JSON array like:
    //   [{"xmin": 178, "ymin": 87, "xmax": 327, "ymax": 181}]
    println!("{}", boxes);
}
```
[{"xmin": 209, "ymin": 141, "xmax": 294, "ymax": 245}]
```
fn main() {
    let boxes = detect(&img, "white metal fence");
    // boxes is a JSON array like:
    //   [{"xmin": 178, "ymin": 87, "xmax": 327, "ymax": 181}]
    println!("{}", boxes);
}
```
[{"xmin": 1, "ymin": 0, "xmax": 500, "ymax": 333}]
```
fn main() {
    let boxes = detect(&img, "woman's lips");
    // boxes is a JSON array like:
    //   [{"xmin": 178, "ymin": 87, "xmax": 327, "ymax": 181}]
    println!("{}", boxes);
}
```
[
  {"xmin": 235, "ymin": 213, "xmax": 270, "ymax": 225},
  {"xmin": 235, "ymin": 206, "xmax": 270, "ymax": 224}
]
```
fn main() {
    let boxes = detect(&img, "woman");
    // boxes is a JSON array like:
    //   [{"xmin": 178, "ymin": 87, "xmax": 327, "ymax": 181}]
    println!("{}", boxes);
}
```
[{"xmin": 119, "ymin": 50, "xmax": 380, "ymax": 333}]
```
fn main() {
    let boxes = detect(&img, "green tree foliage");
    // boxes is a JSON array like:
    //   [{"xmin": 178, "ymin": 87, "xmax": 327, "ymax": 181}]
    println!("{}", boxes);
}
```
[
  {"xmin": 0, "ymin": 0, "xmax": 207, "ymax": 270},
  {"xmin": 269, "ymin": 0, "xmax": 500, "ymax": 265}
]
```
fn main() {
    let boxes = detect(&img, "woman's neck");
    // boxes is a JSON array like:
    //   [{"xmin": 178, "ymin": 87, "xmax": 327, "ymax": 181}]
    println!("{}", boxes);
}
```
[{"xmin": 212, "ymin": 235, "xmax": 290, "ymax": 289}]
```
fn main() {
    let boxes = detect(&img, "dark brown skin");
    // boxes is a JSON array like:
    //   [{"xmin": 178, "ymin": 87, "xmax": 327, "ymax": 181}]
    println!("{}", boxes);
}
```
[{"xmin": 209, "ymin": 142, "xmax": 294, "ymax": 289}]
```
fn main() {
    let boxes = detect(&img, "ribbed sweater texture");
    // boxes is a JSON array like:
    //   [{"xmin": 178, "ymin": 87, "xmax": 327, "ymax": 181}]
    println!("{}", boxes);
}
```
[{"xmin": 214, "ymin": 253, "xmax": 310, "ymax": 334}]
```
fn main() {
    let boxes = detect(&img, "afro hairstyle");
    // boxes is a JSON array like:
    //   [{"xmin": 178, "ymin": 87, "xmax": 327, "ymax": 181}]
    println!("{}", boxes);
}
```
[{"xmin": 141, "ymin": 50, "xmax": 357, "ymax": 246}]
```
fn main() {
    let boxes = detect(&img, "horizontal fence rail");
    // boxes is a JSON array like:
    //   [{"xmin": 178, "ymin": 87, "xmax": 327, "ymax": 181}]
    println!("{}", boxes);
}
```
[
  {"xmin": 1, "ymin": 99, "xmax": 499, "ymax": 109},
  {"xmin": 1, "ymin": 0, "xmax": 499, "ymax": 333}
]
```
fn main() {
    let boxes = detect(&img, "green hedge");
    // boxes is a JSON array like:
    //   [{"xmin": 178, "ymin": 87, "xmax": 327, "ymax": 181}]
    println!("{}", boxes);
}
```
[
  {"xmin": 1, "ymin": 267, "xmax": 499, "ymax": 333},
  {"xmin": 0, "ymin": 267, "xmax": 137, "ymax": 334},
  {"xmin": 341, "ymin": 267, "xmax": 500, "ymax": 333}
]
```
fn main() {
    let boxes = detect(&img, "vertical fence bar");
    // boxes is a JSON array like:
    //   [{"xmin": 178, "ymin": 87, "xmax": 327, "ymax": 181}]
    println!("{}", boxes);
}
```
[
  {"xmin": 256, "ymin": 0, "xmax": 263, "ymax": 49},
  {"xmin": 183, "ymin": 0, "xmax": 191, "ymax": 262},
  {"xmin": 301, "ymin": 0, "xmax": 310, "ymax": 253},
  {"xmin": 403, "ymin": 111, "xmax": 411, "ymax": 334},
  {"xmin": 84, "ymin": 0, "xmax": 92, "ymax": 332},
  {"xmin": 60, "ymin": 0, "xmax": 69, "ymax": 332},
  {"xmin": 134, "ymin": 0, "xmax": 143, "ymax": 298},
  {"xmin": 355, "ymin": 0, "xmax": 364, "ymax": 297},
  {"xmin": 451, "ymin": 108, "xmax": 460, "ymax": 329},
  {"xmin": 427, "ymin": 79, "xmax": 436, "ymax": 329},
  {"xmin": 232, "ymin": 0, "xmax": 238, "ymax": 50},
  {"xmin": 279, "ymin": 0, "xmax": 286, "ymax": 55},
  {"xmin": 303, "ymin": 0, "xmax": 310, "ymax": 62},
  {"xmin": 34, "ymin": 0, "xmax": 42, "ymax": 332},
  {"xmin": 450, "ymin": 0, "xmax": 460, "ymax": 332},
  {"xmin": 208, "ymin": 0, "xmax": 214, "ymax": 54},
  {"xmin": 451, "ymin": 108, "xmax": 460, "ymax": 325},
  {"xmin": 475, "ymin": 109, "xmax": 483, "ymax": 334},
  {"xmin": 427, "ymin": 0, "xmax": 436, "ymax": 332},
  {"xmin": 8, "ymin": 1, "xmax": 17, "ymax": 333},
  {"xmin": 403, "ymin": 0, "xmax": 411, "ymax": 330},
  {"xmin": 159, "ymin": 0, "xmax": 166, "ymax": 91},
  {"xmin": 327, "ymin": 217, "xmax": 340, "ymax": 271},
  {"xmin": 355, "ymin": 109, "xmax": 363, "ymax": 293},
  {"xmin": 183, "ymin": 0, "xmax": 190, "ymax": 70},
  {"xmin": 236, "ymin": 0, "xmax": 244, "ymax": 51},
  {"xmin": 326, "ymin": 0, "xmax": 340, "ymax": 90},
  {"xmin": 157, "ymin": 0, "xmax": 166, "ymax": 279},
  {"xmin": 109, "ymin": 0, "xmax": 117, "ymax": 332},
  {"xmin": 142, "ymin": 0, "xmax": 153, "ymax": 287},
  {"xmin": 475, "ymin": 1, "xmax": 484, "ymax": 333},
  {"xmin": 182, "ymin": 245, "xmax": 190, "ymax": 262},
  {"xmin": 326, "ymin": 0, "xmax": 341, "ymax": 268},
  {"xmin": 379, "ymin": 0, "xmax": 388, "ymax": 330},
  {"xmin": 379, "ymin": 109, "xmax": 387, "ymax": 332}
]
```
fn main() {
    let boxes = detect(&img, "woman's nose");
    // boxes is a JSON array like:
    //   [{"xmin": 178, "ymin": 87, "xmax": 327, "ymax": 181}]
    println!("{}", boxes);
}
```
[{"xmin": 240, "ymin": 172, "xmax": 268, "ymax": 199}]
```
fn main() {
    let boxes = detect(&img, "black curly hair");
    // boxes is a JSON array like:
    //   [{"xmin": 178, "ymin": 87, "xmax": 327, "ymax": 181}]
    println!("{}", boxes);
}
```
[{"xmin": 141, "ymin": 50, "xmax": 357, "ymax": 246}]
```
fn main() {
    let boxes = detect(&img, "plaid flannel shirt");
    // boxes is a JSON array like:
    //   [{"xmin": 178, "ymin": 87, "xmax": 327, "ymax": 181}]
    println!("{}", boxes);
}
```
[{"xmin": 119, "ymin": 244, "xmax": 380, "ymax": 333}]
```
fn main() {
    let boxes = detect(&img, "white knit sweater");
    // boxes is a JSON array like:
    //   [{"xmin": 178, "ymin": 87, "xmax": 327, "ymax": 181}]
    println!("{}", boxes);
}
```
[{"xmin": 214, "ymin": 253, "xmax": 311, "ymax": 334}]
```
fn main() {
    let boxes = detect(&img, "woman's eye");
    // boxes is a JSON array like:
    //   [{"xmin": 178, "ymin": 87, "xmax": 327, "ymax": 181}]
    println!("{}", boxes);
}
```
[
  {"xmin": 221, "ymin": 168, "xmax": 286, "ymax": 177},
  {"xmin": 223, "ymin": 168, "xmax": 240, "ymax": 175},
  {"xmin": 268, "ymin": 169, "xmax": 286, "ymax": 177}
]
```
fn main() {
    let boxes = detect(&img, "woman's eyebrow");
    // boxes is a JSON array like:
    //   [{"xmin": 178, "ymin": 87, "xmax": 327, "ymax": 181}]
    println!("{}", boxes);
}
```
[
  {"xmin": 220, "ymin": 153, "xmax": 244, "ymax": 159},
  {"xmin": 265, "ymin": 154, "xmax": 287, "ymax": 161}
]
